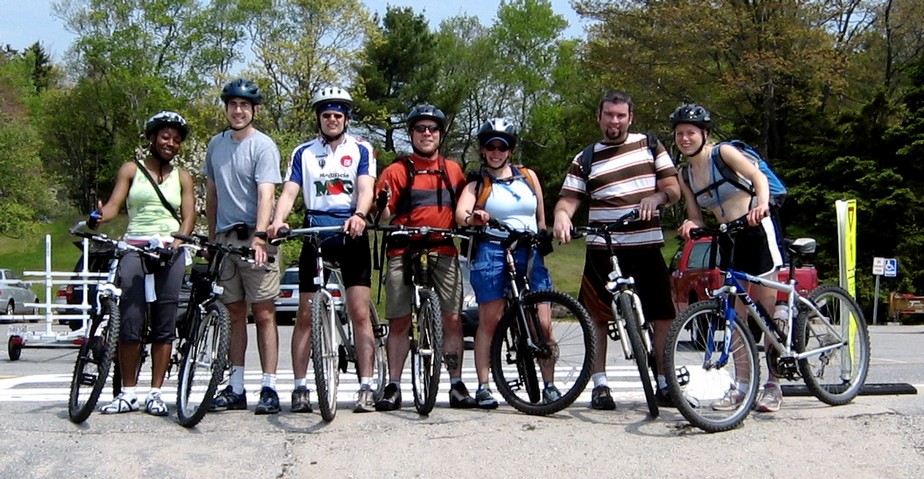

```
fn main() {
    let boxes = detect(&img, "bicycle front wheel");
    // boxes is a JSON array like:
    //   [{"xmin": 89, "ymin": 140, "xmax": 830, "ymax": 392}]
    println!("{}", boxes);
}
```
[
  {"xmin": 795, "ymin": 285, "xmax": 870, "ymax": 405},
  {"xmin": 665, "ymin": 300, "xmax": 759, "ymax": 433},
  {"xmin": 619, "ymin": 293, "xmax": 659, "ymax": 418},
  {"xmin": 176, "ymin": 301, "xmax": 231, "ymax": 428},
  {"xmin": 68, "ymin": 296, "xmax": 121, "ymax": 423},
  {"xmin": 491, "ymin": 290, "xmax": 596, "ymax": 416},
  {"xmin": 312, "ymin": 292, "xmax": 341, "ymax": 422},
  {"xmin": 411, "ymin": 289, "xmax": 443, "ymax": 415}
]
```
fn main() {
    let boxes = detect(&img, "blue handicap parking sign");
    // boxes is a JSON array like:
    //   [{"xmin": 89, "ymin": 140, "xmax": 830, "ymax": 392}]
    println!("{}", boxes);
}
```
[{"xmin": 885, "ymin": 258, "xmax": 898, "ymax": 277}]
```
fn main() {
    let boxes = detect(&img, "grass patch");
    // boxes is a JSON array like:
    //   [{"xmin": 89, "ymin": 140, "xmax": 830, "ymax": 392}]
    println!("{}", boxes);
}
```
[{"xmin": 0, "ymin": 214, "xmax": 129, "ymax": 300}]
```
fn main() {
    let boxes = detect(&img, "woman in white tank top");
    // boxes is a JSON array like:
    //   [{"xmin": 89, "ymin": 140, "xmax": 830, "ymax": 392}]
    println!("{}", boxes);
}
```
[{"xmin": 455, "ymin": 118, "xmax": 556, "ymax": 409}]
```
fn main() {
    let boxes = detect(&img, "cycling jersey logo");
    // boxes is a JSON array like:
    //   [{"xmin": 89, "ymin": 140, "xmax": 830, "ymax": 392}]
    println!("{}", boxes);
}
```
[
  {"xmin": 341, "ymin": 155, "xmax": 353, "ymax": 167},
  {"xmin": 314, "ymin": 179, "xmax": 354, "ymax": 196}
]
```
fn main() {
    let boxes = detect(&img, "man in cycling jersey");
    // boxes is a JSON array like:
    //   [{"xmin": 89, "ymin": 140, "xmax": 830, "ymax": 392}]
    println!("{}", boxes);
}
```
[{"xmin": 268, "ymin": 86, "xmax": 378, "ymax": 413}]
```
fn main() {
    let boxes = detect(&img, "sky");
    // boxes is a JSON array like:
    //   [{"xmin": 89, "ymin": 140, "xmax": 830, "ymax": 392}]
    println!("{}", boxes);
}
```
[{"xmin": 2, "ymin": 1, "xmax": 589, "ymax": 62}]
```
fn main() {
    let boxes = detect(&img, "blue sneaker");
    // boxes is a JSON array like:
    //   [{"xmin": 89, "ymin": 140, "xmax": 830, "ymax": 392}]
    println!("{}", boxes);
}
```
[
  {"xmin": 209, "ymin": 386, "xmax": 247, "ymax": 412},
  {"xmin": 255, "ymin": 387, "xmax": 280, "ymax": 415}
]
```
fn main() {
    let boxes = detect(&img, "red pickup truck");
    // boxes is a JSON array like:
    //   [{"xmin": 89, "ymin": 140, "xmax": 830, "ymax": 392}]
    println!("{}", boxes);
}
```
[{"xmin": 669, "ymin": 237, "xmax": 818, "ymax": 314}]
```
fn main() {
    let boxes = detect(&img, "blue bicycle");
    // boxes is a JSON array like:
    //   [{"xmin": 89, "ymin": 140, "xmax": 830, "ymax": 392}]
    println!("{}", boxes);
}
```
[{"xmin": 664, "ymin": 217, "xmax": 869, "ymax": 432}]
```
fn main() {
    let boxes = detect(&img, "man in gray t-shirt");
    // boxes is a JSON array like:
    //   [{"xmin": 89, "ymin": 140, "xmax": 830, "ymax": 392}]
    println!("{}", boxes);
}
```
[{"xmin": 204, "ymin": 78, "xmax": 283, "ymax": 415}]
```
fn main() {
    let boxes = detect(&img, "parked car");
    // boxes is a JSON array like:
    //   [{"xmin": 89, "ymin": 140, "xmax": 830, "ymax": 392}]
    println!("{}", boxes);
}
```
[
  {"xmin": 0, "ymin": 268, "xmax": 39, "ymax": 320},
  {"xmin": 54, "ymin": 242, "xmax": 116, "ymax": 330},
  {"xmin": 275, "ymin": 266, "xmax": 299, "ymax": 325}
]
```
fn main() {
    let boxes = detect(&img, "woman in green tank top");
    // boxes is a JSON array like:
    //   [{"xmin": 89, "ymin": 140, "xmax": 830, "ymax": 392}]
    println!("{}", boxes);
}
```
[{"xmin": 89, "ymin": 111, "xmax": 196, "ymax": 416}]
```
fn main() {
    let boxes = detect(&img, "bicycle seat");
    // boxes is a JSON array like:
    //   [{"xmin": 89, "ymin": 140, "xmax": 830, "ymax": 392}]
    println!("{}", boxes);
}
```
[{"xmin": 786, "ymin": 238, "xmax": 816, "ymax": 256}]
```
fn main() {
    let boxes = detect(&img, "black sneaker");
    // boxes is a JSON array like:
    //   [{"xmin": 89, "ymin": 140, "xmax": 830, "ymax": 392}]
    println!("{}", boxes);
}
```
[
  {"xmin": 656, "ymin": 388, "xmax": 675, "ymax": 408},
  {"xmin": 449, "ymin": 382, "xmax": 477, "ymax": 409},
  {"xmin": 291, "ymin": 387, "xmax": 313, "ymax": 413},
  {"xmin": 209, "ymin": 386, "xmax": 247, "ymax": 412},
  {"xmin": 375, "ymin": 383, "xmax": 402, "ymax": 411},
  {"xmin": 254, "ymin": 387, "xmax": 280, "ymax": 415},
  {"xmin": 590, "ymin": 385, "xmax": 616, "ymax": 410}
]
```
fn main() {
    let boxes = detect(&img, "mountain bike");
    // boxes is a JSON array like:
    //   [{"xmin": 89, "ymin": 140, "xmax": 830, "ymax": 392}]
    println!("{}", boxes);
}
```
[
  {"xmin": 574, "ymin": 209, "xmax": 660, "ymax": 418},
  {"xmin": 472, "ymin": 220, "xmax": 596, "ymax": 416},
  {"xmin": 171, "ymin": 231, "xmax": 268, "ymax": 427},
  {"xmin": 270, "ymin": 226, "xmax": 388, "ymax": 422},
  {"xmin": 664, "ymin": 217, "xmax": 869, "ymax": 432},
  {"xmin": 372, "ymin": 224, "xmax": 468, "ymax": 415},
  {"xmin": 66, "ymin": 222, "xmax": 171, "ymax": 423}
]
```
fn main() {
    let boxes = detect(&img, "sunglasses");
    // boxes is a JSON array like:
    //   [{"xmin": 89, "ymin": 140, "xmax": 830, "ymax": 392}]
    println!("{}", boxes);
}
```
[
  {"xmin": 412, "ymin": 124, "xmax": 441, "ymax": 133},
  {"xmin": 321, "ymin": 112, "xmax": 345, "ymax": 120},
  {"xmin": 484, "ymin": 144, "xmax": 510, "ymax": 152}
]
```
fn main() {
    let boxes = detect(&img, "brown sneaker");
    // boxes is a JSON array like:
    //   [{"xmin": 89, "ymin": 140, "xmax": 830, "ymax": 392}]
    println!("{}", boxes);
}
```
[{"xmin": 754, "ymin": 384, "xmax": 782, "ymax": 413}]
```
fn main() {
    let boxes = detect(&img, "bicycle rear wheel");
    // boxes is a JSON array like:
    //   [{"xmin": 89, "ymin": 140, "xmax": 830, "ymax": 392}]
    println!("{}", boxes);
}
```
[
  {"xmin": 795, "ymin": 285, "xmax": 870, "ymax": 405},
  {"xmin": 312, "ymin": 292, "xmax": 341, "ymax": 422},
  {"xmin": 619, "ymin": 293, "xmax": 659, "ymax": 418},
  {"xmin": 665, "ymin": 300, "xmax": 759, "ymax": 433},
  {"xmin": 491, "ymin": 290, "xmax": 596, "ymax": 416},
  {"xmin": 176, "ymin": 301, "xmax": 230, "ymax": 427},
  {"xmin": 369, "ymin": 300, "xmax": 388, "ymax": 400},
  {"xmin": 411, "ymin": 289, "xmax": 443, "ymax": 415},
  {"xmin": 68, "ymin": 296, "xmax": 120, "ymax": 423}
]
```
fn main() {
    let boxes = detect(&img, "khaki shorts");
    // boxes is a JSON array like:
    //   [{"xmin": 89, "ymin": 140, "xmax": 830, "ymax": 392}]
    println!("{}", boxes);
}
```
[
  {"xmin": 385, "ymin": 253, "xmax": 461, "ymax": 319},
  {"xmin": 216, "ymin": 230, "xmax": 281, "ymax": 305}
]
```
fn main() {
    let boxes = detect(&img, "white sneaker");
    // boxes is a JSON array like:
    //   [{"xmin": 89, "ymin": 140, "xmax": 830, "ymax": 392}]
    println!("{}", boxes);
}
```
[{"xmin": 100, "ymin": 392, "xmax": 139, "ymax": 414}]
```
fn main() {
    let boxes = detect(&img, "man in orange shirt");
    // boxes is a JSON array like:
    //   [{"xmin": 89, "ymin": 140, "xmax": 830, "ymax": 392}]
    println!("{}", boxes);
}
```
[{"xmin": 373, "ymin": 104, "xmax": 475, "ymax": 411}]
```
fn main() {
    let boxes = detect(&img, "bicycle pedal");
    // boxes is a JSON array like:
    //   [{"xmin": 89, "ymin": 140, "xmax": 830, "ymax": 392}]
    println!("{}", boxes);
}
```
[{"xmin": 607, "ymin": 321, "xmax": 621, "ymax": 341}]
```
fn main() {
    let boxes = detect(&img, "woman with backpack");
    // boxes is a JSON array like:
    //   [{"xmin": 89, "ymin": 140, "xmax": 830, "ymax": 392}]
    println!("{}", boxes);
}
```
[
  {"xmin": 454, "ymin": 118, "xmax": 556, "ymax": 409},
  {"xmin": 672, "ymin": 103, "xmax": 784, "ymax": 413}
]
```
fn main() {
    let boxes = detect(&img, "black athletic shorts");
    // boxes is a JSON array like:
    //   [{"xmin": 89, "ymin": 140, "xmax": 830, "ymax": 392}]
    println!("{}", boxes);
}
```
[
  {"xmin": 579, "ymin": 246, "xmax": 676, "ymax": 323},
  {"xmin": 298, "ymin": 233, "xmax": 372, "ymax": 293}
]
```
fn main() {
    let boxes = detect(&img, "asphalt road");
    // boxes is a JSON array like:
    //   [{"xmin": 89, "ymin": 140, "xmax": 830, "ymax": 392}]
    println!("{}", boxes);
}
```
[{"xmin": 1, "ymin": 322, "xmax": 923, "ymax": 478}]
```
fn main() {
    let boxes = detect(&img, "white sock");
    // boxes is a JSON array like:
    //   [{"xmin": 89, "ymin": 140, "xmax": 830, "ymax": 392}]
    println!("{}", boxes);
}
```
[
  {"xmin": 121, "ymin": 387, "xmax": 137, "ymax": 398},
  {"xmin": 294, "ymin": 377, "xmax": 308, "ymax": 389},
  {"xmin": 230, "ymin": 366, "xmax": 245, "ymax": 394},
  {"xmin": 360, "ymin": 377, "xmax": 372, "ymax": 387},
  {"xmin": 592, "ymin": 372, "xmax": 608, "ymax": 388},
  {"xmin": 657, "ymin": 375, "xmax": 667, "ymax": 390},
  {"xmin": 262, "ymin": 373, "xmax": 276, "ymax": 389},
  {"xmin": 147, "ymin": 388, "xmax": 162, "ymax": 398}
]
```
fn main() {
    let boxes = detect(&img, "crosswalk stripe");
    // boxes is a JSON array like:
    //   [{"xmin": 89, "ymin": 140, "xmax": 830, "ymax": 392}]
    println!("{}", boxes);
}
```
[{"xmin": 0, "ymin": 366, "xmax": 655, "ymax": 403}]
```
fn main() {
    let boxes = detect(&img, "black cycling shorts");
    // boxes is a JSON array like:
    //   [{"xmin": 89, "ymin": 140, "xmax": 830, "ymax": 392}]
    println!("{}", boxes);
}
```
[{"xmin": 298, "ymin": 233, "xmax": 372, "ymax": 293}]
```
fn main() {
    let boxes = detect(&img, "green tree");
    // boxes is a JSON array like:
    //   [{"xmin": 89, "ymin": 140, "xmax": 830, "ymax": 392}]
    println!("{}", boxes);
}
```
[
  {"xmin": 0, "ymin": 52, "xmax": 59, "ymax": 234},
  {"xmin": 246, "ymin": 0, "xmax": 374, "ymax": 134},
  {"xmin": 353, "ymin": 6, "xmax": 439, "ymax": 154}
]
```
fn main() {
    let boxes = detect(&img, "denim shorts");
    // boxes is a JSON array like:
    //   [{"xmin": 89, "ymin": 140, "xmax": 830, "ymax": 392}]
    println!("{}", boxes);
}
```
[{"xmin": 471, "ymin": 241, "xmax": 552, "ymax": 303}]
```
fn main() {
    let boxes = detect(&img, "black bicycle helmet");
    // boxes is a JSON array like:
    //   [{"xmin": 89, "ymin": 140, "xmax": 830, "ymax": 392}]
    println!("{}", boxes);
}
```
[
  {"xmin": 476, "ymin": 118, "xmax": 518, "ymax": 149},
  {"xmin": 670, "ymin": 104, "xmax": 712, "ymax": 130},
  {"xmin": 144, "ymin": 111, "xmax": 189, "ymax": 141},
  {"xmin": 311, "ymin": 87, "xmax": 353, "ymax": 115},
  {"xmin": 406, "ymin": 104, "xmax": 447, "ymax": 132},
  {"xmin": 220, "ymin": 78, "xmax": 263, "ymax": 105}
]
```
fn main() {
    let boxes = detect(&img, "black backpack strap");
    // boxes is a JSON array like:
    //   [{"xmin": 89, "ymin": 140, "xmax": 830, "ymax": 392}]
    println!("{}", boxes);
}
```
[
  {"xmin": 580, "ymin": 144, "xmax": 595, "ymax": 177},
  {"xmin": 712, "ymin": 145, "xmax": 754, "ymax": 195}
]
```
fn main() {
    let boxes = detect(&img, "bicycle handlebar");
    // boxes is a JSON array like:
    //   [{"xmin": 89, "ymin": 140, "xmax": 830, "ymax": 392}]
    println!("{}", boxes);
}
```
[
  {"xmin": 71, "ymin": 221, "xmax": 173, "ymax": 261},
  {"xmin": 572, "ymin": 209, "xmax": 641, "ymax": 238},
  {"xmin": 268, "ymin": 225, "xmax": 346, "ymax": 247},
  {"xmin": 369, "ymin": 223, "xmax": 469, "ymax": 239},
  {"xmin": 689, "ymin": 215, "xmax": 751, "ymax": 240},
  {"xmin": 171, "ymin": 232, "xmax": 275, "ymax": 263}
]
